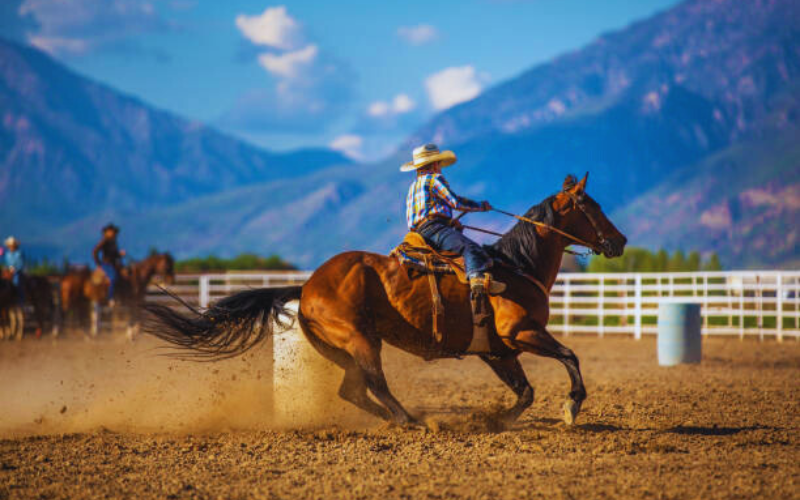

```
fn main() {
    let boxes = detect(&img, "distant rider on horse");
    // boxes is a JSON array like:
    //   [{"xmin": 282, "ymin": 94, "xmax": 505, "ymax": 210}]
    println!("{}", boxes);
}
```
[
  {"xmin": 403, "ymin": 144, "xmax": 506, "ymax": 299},
  {"xmin": 3, "ymin": 236, "xmax": 26, "ymax": 304},
  {"xmin": 93, "ymin": 223, "xmax": 125, "ymax": 307}
]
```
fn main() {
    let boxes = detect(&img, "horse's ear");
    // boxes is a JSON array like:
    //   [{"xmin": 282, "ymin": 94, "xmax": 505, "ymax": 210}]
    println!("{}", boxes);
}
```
[
  {"xmin": 562, "ymin": 174, "xmax": 578, "ymax": 191},
  {"xmin": 576, "ymin": 172, "xmax": 588, "ymax": 193}
]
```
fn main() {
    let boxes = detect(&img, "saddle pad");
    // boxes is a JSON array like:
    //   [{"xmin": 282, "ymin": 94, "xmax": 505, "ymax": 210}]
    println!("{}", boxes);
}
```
[
  {"xmin": 91, "ymin": 267, "xmax": 109, "ymax": 286},
  {"xmin": 390, "ymin": 233, "xmax": 469, "ymax": 284}
]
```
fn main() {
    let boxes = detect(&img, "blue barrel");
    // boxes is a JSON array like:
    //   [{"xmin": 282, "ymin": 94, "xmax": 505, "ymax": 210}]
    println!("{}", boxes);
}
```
[{"xmin": 657, "ymin": 303, "xmax": 702, "ymax": 366}]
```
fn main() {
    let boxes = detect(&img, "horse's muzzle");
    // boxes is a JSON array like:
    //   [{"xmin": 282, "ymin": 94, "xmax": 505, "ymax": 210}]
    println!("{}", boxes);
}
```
[{"xmin": 602, "ymin": 235, "xmax": 627, "ymax": 258}]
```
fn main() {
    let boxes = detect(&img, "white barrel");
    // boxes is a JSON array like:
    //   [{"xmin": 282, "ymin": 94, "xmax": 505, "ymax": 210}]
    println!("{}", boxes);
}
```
[
  {"xmin": 272, "ymin": 302, "xmax": 341, "ymax": 427},
  {"xmin": 657, "ymin": 302, "xmax": 702, "ymax": 366}
]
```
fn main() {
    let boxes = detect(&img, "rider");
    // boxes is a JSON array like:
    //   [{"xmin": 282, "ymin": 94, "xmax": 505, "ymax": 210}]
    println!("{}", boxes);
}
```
[
  {"xmin": 93, "ymin": 223, "xmax": 125, "ymax": 306},
  {"xmin": 403, "ymin": 144, "xmax": 506, "ymax": 298},
  {"xmin": 3, "ymin": 236, "xmax": 26, "ymax": 304}
]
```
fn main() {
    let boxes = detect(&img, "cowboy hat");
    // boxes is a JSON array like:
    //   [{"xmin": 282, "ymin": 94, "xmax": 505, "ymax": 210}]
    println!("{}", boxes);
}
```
[
  {"xmin": 400, "ymin": 143, "xmax": 457, "ymax": 172},
  {"xmin": 4, "ymin": 236, "xmax": 18, "ymax": 247},
  {"xmin": 101, "ymin": 223, "xmax": 120, "ymax": 234}
]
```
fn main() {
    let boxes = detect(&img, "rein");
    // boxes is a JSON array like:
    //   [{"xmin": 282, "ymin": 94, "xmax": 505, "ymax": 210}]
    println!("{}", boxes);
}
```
[{"xmin": 456, "ymin": 191, "xmax": 606, "ymax": 257}]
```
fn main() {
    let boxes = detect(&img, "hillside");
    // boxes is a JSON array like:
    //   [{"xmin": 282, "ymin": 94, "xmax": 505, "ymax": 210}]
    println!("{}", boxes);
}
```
[
  {"xmin": 0, "ymin": 38, "xmax": 347, "ymax": 238},
  {"xmin": 613, "ymin": 125, "xmax": 800, "ymax": 268},
  {"xmin": 406, "ymin": 0, "xmax": 800, "ymax": 213},
  {"xmin": 3, "ymin": 0, "xmax": 799, "ymax": 269}
]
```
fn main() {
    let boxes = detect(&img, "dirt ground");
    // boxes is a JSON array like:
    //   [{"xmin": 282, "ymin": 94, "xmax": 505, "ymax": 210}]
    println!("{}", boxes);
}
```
[{"xmin": 0, "ymin": 331, "xmax": 797, "ymax": 500}]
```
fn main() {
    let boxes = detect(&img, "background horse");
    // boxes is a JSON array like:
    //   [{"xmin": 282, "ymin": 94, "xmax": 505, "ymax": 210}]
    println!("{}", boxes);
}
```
[
  {"xmin": 146, "ymin": 174, "xmax": 626, "ymax": 426},
  {"xmin": 0, "ymin": 278, "xmax": 23, "ymax": 340},
  {"xmin": 61, "ymin": 252, "xmax": 175, "ymax": 339}
]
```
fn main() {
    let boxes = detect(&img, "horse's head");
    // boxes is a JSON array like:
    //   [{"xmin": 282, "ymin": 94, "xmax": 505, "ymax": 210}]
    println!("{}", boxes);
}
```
[
  {"xmin": 552, "ymin": 173, "xmax": 627, "ymax": 258},
  {"xmin": 150, "ymin": 252, "xmax": 176, "ymax": 285}
]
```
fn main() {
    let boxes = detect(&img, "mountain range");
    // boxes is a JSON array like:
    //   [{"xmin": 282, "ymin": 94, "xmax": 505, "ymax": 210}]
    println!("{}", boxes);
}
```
[{"xmin": 1, "ymin": 0, "xmax": 798, "ymax": 269}]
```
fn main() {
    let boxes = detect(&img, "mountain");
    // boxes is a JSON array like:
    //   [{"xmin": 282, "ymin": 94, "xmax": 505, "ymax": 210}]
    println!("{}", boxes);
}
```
[
  {"xmin": 614, "ymin": 125, "xmax": 800, "ymax": 268},
  {"xmin": 3, "ymin": 0, "xmax": 799, "ymax": 269},
  {"xmin": 0, "ymin": 38, "xmax": 347, "ymax": 236},
  {"xmin": 404, "ymin": 0, "xmax": 800, "ymax": 214}
]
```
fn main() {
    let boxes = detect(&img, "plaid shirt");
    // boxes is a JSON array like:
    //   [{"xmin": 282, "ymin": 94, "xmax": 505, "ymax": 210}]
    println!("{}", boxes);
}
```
[{"xmin": 406, "ymin": 173, "xmax": 482, "ymax": 229}]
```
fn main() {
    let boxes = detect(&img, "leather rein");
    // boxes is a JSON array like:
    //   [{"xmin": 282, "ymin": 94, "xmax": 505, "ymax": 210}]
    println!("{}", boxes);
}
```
[{"xmin": 460, "ymin": 190, "xmax": 607, "ymax": 257}]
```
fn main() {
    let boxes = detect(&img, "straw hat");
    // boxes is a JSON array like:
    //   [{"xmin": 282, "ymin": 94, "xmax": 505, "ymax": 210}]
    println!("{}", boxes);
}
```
[
  {"xmin": 400, "ymin": 143, "xmax": 457, "ymax": 172},
  {"xmin": 101, "ymin": 223, "xmax": 120, "ymax": 234},
  {"xmin": 4, "ymin": 236, "xmax": 18, "ymax": 247}
]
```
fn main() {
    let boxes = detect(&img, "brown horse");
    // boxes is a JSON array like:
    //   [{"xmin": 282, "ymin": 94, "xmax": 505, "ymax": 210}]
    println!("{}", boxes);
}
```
[
  {"xmin": 145, "ymin": 174, "xmax": 626, "ymax": 425},
  {"xmin": 60, "ymin": 252, "xmax": 175, "ymax": 337}
]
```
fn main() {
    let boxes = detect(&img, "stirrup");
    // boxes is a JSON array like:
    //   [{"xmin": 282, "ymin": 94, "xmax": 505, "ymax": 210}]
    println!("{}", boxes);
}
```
[{"xmin": 469, "ymin": 273, "xmax": 506, "ymax": 296}]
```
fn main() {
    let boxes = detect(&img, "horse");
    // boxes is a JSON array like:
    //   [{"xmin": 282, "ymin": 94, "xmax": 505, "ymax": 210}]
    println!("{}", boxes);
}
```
[
  {"xmin": 0, "ymin": 272, "xmax": 56, "ymax": 339},
  {"xmin": 60, "ymin": 252, "xmax": 175, "ymax": 338},
  {"xmin": 59, "ymin": 266, "xmax": 92, "ymax": 330},
  {"xmin": 145, "ymin": 174, "xmax": 627, "ymax": 426},
  {"xmin": 0, "ymin": 278, "xmax": 23, "ymax": 340}
]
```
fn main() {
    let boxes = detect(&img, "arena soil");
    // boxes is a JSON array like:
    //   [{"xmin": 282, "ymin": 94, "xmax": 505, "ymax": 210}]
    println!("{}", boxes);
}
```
[{"xmin": 0, "ymin": 332, "xmax": 797, "ymax": 499}]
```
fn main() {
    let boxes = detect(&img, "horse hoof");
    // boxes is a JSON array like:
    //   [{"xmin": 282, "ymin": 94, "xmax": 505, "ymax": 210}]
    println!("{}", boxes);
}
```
[{"xmin": 563, "ymin": 400, "xmax": 579, "ymax": 426}]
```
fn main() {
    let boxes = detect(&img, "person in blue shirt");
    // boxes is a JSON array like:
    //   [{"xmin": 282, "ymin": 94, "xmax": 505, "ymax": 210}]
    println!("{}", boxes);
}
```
[
  {"xmin": 3, "ymin": 236, "xmax": 26, "ymax": 304},
  {"xmin": 93, "ymin": 223, "xmax": 126, "ymax": 306},
  {"xmin": 403, "ymin": 144, "xmax": 506, "ymax": 297}
]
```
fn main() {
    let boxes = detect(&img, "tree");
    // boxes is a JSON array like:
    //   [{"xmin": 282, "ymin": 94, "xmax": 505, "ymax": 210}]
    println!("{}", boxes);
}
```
[
  {"xmin": 667, "ymin": 250, "xmax": 687, "ymax": 272},
  {"xmin": 686, "ymin": 251, "xmax": 701, "ymax": 272},
  {"xmin": 703, "ymin": 253, "xmax": 723, "ymax": 271},
  {"xmin": 586, "ymin": 247, "xmax": 724, "ymax": 273}
]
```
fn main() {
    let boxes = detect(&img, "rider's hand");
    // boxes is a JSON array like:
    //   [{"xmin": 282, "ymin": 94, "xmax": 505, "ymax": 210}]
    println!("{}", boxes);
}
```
[
  {"xmin": 120, "ymin": 250, "xmax": 127, "ymax": 256},
  {"xmin": 480, "ymin": 201, "xmax": 493, "ymax": 211}
]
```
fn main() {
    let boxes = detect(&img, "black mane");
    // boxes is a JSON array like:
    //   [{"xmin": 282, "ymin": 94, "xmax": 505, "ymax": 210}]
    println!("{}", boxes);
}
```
[{"xmin": 488, "ymin": 195, "xmax": 557, "ymax": 276}]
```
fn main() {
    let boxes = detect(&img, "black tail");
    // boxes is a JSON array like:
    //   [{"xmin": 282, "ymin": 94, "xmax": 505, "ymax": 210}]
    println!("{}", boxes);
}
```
[{"xmin": 143, "ymin": 286, "xmax": 303, "ymax": 360}]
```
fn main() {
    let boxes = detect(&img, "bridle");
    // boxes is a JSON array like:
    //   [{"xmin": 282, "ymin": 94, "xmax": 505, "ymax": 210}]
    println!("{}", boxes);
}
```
[{"xmin": 486, "ymin": 189, "xmax": 605, "ymax": 256}]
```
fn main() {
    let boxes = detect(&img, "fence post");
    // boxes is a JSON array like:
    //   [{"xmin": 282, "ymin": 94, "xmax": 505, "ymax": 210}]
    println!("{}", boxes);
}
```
[
  {"xmin": 598, "ymin": 276, "xmax": 605, "ymax": 338},
  {"xmin": 634, "ymin": 274, "xmax": 642, "ymax": 340},
  {"xmin": 776, "ymin": 274, "xmax": 783, "ymax": 342},
  {"xmin": 564, "ymin": 277, "xmax": 571, "ymax": 337},
  {"xmin": 199, "ymin": 275, "xmax": 210, "ymax": 309}
]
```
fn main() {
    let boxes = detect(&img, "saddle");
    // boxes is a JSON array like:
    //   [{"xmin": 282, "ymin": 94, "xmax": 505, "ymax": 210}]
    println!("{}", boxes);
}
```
[
  {"xmin": 390, "ymin": 232, "xmax": 470, "ymax": 284},
  {"xmin": 390, "ymin": 233, "xmax": 490, "ymax": 353},
  {"xmin": 90, "ymin": 267, "xmax": 109, "ymax": 286}
]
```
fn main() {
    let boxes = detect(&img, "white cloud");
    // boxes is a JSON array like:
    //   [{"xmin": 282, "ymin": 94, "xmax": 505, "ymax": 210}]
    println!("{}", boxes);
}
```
[
  {"xmin": 224, "ymin": 7, "xmax": 354, "ymax": 134},
  {"xmin": 392, "ymin": 94, "xmax": 415, "ymax": 113},
  {"xmin": 368, "ymin": 101, "xmax": 391, "ymax": 117},
  {"xmin": 18, "ymin": 0, "xmax": 169, "ymax": 56},
  {"xmin": 257, "ymin": 44, "xmax": 318, "ymax": 78},
  {"xmin": 235, "ymin": 6, "xmax": 301, "ymax": 50},
  {"xmin": 424, "ymin": 65, "xmax": 484, "ymax": 110},
  {"xmin": 367, "ymin": 93, "xmax": 416, "ymax": 117},
  {"xmin": 397, "ymin": 24, "xmax": 438, "ymax": 45},
  {"xmin": 329, "ymin": 134, "xmax": 364, "ymax": 160}
]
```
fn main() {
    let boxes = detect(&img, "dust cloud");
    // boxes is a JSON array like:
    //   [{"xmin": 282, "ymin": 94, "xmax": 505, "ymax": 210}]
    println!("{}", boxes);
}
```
[{"xmin": 0, "ymin": 327, "xmax": 362, "ymax": 438}]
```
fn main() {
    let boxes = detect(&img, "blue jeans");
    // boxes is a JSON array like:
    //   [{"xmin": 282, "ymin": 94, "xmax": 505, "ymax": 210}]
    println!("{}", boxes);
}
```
[
  {"xmin": 100, "ymin": 263, "xmax": 118, "ymax": 300},
  {"xmin": 416, "ymin": 220, "xmax": 491, "ymax": 278},
  {"xmin": 11, "ymin": 272, "xmax": 24, "ymax": 304}
]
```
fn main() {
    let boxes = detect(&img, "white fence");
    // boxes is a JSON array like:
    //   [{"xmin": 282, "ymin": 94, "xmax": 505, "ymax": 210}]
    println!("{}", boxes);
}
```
[
  {"xmin": 149, "ymin": 270, "xmax": 800, "ymax": 341},
  {"xmin": 550, "ymin": 271, "xmax": 799, "ymax": 341}
]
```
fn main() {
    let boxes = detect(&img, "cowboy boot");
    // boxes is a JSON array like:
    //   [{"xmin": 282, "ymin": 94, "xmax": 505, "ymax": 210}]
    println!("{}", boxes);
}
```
[
  {"xmin": 468, "ymin": 278, "xmax": 492, "ymax": 352},
  {"xmin": 470, "ymin": 273, "xmax": 506, "ymax": 296}
]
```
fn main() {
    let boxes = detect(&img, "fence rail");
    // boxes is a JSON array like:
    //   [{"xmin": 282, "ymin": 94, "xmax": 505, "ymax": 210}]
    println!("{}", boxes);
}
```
[{"xmin": 148, "ymin": 270, "xmax": 800, "ymax": 341}]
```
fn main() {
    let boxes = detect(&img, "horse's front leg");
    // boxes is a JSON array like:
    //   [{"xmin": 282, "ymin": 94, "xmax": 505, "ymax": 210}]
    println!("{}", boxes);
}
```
[
  {"xmin": 499, "ymin": 323, "xmax": 587, "ymax": 425},
  {"xmin": 479, "ymin": 354, "xmax": 534, "ymax": 422},
  {"xmin": 126, "ymin": 301, "xmax": 140, "ymax": 342}
]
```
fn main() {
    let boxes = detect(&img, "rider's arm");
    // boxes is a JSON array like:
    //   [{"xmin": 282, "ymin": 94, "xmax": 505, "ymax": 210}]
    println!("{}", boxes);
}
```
[
  {"xmin": 432, "ymin": 176, "xmax": 483, "ymax": 211},
  {"xmin": 92, "ymin": 240, "xmax": 104, "ymax": 266}
]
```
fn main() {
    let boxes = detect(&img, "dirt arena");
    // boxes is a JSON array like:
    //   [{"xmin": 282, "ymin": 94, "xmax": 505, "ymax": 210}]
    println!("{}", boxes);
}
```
[{"xmin": 0, "ymin": 331, "xmax": 797, "ymax": 500}]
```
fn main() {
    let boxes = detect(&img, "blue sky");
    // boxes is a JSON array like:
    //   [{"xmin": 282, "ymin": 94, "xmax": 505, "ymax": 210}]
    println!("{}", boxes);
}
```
[{"xmin": 3, "ymin": 0, "xmax": 680, "ymax": 159}]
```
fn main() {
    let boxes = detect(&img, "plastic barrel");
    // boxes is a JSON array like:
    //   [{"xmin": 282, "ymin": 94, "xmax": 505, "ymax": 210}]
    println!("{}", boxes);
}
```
[
  {"xmin": 657, "ymin": 303, "xmax": 702, "ymax": 366},
  {"xmin": 272, "ymin": 302, "xmax": 341, "ymax": 427}
]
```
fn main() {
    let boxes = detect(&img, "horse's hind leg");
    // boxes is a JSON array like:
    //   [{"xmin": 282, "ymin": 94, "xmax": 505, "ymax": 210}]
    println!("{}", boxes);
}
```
[
  {"xmin": 480, "ymin": 354, "xmax": 534, "ymax": 422},
  {"xmin": 503, "ymin": 325, "xmax": 586, "ymax": 425},
  {"xmin": 300, "ymin": 325, "xmax": 392, "ymax": 421},
  {"xmin": 351, "ymin": 341, "xmax": 417, "ymax": 425}
]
